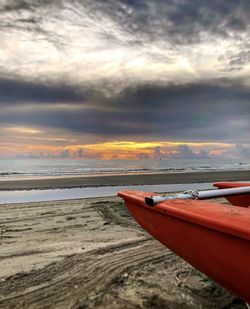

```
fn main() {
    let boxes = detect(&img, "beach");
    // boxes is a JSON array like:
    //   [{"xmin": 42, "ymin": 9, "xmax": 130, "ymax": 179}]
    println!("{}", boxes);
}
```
[
  {"xmin": 2, "ymin": 0, "xmax": 250, "ymax": 307},
  {"xmin": 0, "ymin": 171, "xmax": 249, "ymax": 308},
  {"xmin": 0, "ymin": 184, "xmax": 248, "ymax": 309},
  {"xmin": 0, "ymin": 196, "xmax": 246, "ymax": 309}
]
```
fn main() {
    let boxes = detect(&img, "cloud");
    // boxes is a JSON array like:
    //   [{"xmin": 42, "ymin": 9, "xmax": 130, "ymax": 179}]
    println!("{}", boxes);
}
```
[
  {"xmin": 172, "ymin": 144, "xmax": 210, "ymax": 159},
  {"xmin": 77, "ymin": 148, "xmax": 84, "ymax": 157},
  {"xmin": 151, "ymin": 144, "xmax": 211, "ymax": 160},
  {"xmin": 154, "ymin": 146, "xmax": 164, "ymax": 159},
  {"xmin": 0, "ymin": 77, "xmax": 86, "ymax": 104},
  {"xmin": 0, "ymin": 81, "xmax": 250, "ymax": 144},
  {"xmin": 174, "ymin": 144, "xmax": 196, "ymax": 159},
  {"xmin": 1, "ymin": 0, "xmax": 250, "ymax": 154},
  {"xmin": 221, "ymin": 144, "xmax": 250, "ymax": 159},
  {"xmin": 136, "ymin": 153, "xmax": 149, "ymax": 160},
  {"xmin": 59, "ymin": 149, "xmax": 70, "ymax": 158},
  {"xmin": 1, "ymin": 0, "xmax": 250, "ymax": 88}
]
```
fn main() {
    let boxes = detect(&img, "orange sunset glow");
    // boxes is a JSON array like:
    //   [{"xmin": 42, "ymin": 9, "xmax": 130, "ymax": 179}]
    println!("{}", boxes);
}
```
[{"xmin": 0, "ymin": 139, "xmax": 235, "ymax": 160}]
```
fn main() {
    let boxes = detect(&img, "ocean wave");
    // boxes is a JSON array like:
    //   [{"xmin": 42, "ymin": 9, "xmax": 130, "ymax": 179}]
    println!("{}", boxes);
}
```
[
  {"xmin": 0, "ymin": 172, "xmax": 24, "ymax": 176},
  {"xmin": 0, "ymin": 158, "xmax": 250, "ymax": 179}
]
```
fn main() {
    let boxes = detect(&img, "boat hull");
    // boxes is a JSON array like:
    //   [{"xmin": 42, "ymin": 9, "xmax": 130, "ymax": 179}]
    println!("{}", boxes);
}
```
[
  {"xmin": 214, "ymin": 182, "xmax": 250, "ymax": 207},
  {"xmin": 118, "ymin": 190, "xmax": 250, "ymax": 303}
]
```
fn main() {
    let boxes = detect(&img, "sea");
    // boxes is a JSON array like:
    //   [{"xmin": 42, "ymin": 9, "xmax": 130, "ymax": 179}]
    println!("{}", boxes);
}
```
[
  {"xmin": 0, "ymin": 158, "xmax": 250, "ymax": 179},
  {"xmin": 0, "ymin": 158, "xmax": 250, "ymax": 204}
]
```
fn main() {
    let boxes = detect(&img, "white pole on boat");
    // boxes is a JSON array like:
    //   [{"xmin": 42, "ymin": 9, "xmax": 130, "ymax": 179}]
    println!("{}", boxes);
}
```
[
  {"xmin": 198, "ymin": 186, "xmax": 250, "ymax": 199},
  {"xmin": 145, "ymin": 186, "xmax": 250, "ymax": 206}
]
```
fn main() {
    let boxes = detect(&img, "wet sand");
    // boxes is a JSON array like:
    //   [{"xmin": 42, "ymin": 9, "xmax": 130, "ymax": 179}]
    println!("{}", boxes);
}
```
[
  {"xmin": 0, "ymin": 169, "xmax": 250, "ymax": 190},
  {"xmin": 0, "ymin": 195, "xmax": 246, "ymax": 309}
]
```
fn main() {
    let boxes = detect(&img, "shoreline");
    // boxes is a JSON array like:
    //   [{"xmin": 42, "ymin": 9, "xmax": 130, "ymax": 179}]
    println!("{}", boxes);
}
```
[{"xmin": 0, "ymin": 169, "xmax": 249, "ymax": 191}]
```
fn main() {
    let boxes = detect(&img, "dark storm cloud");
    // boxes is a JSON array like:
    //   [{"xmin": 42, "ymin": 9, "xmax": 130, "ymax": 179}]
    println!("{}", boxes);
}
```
[
  {"xmin": 1, "ymin": 0, "xmax": 250, "ymax": 145},
  {"xmin": 0, "ymin": 102, "xmax": 152, "ymax": 136},
  {"xmin": 107, "ymin": 0, "xmax": 250, "ymax": 71},
  {"xmin": 125, "ymin": 0, "xmax": 250, "ymax": 43},
  {"xmin": 4, "ymin": 0, "xmax": 250, "ymax": 38},
  {"xmin": 85, "ymin": 0, "xmax": 250, "ymax": 43},
  {"xmin": 105, "ymin": 82, "xmax": 250, "ymax": 142},
  {"xmin": 0, "ymin": 80, "xmax": 249, "ymax": 143},
  {"xmin": 0, "ymin": 78, "xmax": 86, "ymax": 104}
]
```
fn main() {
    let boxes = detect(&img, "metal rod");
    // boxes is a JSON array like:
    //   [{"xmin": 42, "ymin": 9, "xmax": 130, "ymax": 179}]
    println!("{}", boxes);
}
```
[
  {"xmin": 198, "ymin": 186, "xmax": 250, "ymax": 199},
  {"xmin": 145, "ymin": 186, "xmax": 250, "ymax": 206}
]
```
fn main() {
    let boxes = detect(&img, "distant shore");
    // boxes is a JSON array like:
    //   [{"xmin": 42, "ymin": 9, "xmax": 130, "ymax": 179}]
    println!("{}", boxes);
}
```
[{"xmin": 0, "ymin": 170, "xmax": 249, "ymax": 191}]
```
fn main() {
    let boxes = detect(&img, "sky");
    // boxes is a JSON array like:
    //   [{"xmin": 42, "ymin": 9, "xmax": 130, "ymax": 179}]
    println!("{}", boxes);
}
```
[{"xmin": 0, "ymin": 0, "xmax": 250, "ymax": 159}]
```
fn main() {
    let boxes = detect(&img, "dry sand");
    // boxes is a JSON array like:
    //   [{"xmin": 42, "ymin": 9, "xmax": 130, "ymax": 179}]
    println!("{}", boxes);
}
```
[{"xmin": 0, "ymin": 195, "xmax": 247, "ymax": 309}]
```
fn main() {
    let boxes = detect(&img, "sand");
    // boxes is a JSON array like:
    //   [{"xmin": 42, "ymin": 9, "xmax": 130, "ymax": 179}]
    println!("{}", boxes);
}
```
[
  {"xmin": 0, "ymin": 195, "xmax": 247, "ymax": 309},
  {"xmin": 0, "ymin": 170, "xmax": 250, "ymax": 190}
]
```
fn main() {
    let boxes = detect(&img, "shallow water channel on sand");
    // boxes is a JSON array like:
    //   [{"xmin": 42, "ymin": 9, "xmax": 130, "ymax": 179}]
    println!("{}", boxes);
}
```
[{"xmin": 0, "ymin": 182, "xmax": 213, "ymax": 204}]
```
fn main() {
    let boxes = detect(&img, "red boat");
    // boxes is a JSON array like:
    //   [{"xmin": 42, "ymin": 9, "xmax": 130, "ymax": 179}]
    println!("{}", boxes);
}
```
[
  {"xmin": 118, "ymin": 182, "xmax": 250, "ymax": 303},
  {"xmin": 214, "ymin": 181, "xmax": 250, "ymax": 207}
]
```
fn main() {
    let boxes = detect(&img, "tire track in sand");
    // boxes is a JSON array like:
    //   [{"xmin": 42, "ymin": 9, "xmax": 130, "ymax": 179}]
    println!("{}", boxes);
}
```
[{"xmin": 0, "ymin": 239, "xmax": 168, "ymax": 309}]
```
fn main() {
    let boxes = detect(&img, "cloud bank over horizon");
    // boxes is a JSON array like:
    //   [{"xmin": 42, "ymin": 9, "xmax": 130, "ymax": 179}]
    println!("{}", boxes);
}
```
[{"xmin": 0, "ymin": 0, "xmax": 250, "ymax": 158}]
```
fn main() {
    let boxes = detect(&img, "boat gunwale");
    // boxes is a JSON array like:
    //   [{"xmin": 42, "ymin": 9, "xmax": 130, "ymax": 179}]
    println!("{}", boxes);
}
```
[
  {"xmin": 118, "ymin": 190, "xmax": 250, "ymax": 242},
  {"xmin": 214, "ymin": 181, "xmax": 250, "ymax": 188}
]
